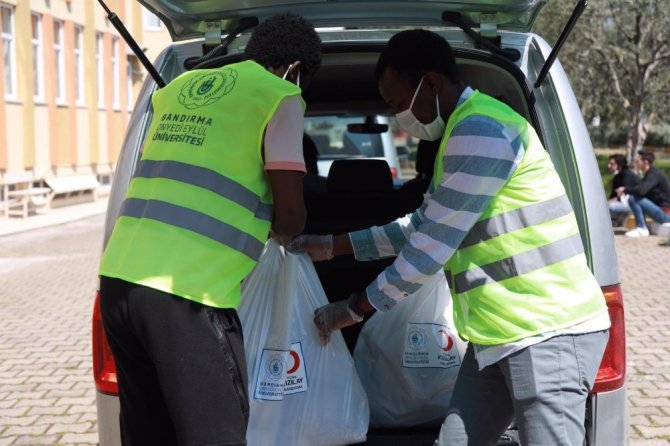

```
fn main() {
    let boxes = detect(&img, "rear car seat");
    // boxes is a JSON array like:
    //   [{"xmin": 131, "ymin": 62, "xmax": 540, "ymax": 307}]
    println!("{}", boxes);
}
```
[{"xmin": 304, "ymin": 159, "xmax": 414, "ymax": 351}]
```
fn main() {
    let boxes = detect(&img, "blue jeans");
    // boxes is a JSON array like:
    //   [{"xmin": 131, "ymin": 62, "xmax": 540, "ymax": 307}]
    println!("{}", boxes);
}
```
[
  {"xmin": 628, "ymin": 195, "xmax": 670, "ymax": 228},
  {"xmin": 436, "ymin": 330, "xmax": 609, "ymax": 446},
  {"xmin": 609, "ymin": 200, "xmax": 631, "ymax": 226}
]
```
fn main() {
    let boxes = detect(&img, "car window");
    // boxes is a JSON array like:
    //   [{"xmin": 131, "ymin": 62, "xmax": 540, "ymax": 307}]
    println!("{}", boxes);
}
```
[{"xmin": 305, "ymin": 116, "xmax": 386, "ymax": 159}]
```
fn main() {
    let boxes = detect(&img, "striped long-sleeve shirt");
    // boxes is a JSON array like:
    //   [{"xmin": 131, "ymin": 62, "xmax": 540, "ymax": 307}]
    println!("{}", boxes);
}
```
[
  {"xmin": 349, "ymin": 87, "xmax": 610, "ymax": 368},
  {"xmin": 351, "ymin": 87, "xmax": 524, "ymax": 309}
]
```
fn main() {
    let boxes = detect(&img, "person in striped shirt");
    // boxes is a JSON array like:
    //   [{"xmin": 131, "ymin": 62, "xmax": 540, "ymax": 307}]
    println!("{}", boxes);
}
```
[{"xmin": 289, "ymin": 29, "xmax": 609, "ymax": 446}]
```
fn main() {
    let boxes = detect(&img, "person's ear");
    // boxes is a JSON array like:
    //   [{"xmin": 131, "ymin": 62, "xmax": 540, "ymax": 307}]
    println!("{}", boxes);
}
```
[
  {"xmin": 423, "ymin": 71, "xmax": 443, "ymax": 95},
  {"xmin": 288, "ymin": 60, "xmax": 302, "ymax": 81}
]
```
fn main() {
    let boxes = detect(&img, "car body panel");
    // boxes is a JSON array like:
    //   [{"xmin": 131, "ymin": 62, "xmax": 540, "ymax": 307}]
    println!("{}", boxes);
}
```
[{"xmin": 138, "ymin": 0, "xmax": 548, "ymax": 41}]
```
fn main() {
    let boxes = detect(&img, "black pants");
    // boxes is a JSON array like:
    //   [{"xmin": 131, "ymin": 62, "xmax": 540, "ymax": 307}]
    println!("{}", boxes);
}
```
[{"xmin": 99, "ymin": 276, "xmax": 249, "ymax": 446}]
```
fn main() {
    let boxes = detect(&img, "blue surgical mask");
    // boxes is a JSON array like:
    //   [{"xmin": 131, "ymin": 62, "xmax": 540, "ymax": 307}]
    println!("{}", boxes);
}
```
[{"xmin": 395, "ymin": 77, "xmax": 445, "ymax": 141}]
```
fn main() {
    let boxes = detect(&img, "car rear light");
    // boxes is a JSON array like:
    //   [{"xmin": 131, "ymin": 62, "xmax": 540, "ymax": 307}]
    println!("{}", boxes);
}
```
[
  {"xmin": 591, "ymin": 284, "xmax": 626, "ymax": 393},
  {"xmin": 390, "ymin": 167, "xmax": 398, "ymax": 179},
  {"xmin": 92, "ymin": 291, "xmax": 119, "ymax": 395}
]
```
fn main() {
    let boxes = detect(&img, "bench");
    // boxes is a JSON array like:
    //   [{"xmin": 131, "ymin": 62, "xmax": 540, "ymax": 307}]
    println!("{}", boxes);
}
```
[
  {"xmin": 1, "ymin": 172, "xmax": 52, "ymax": 218},
  {"xmin": 44, "ymin": 174, "xmax": 101, "ymax": 204}
]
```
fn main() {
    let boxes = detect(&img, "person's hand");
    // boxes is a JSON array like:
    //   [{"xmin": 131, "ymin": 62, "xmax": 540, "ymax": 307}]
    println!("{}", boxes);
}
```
[
  {"xmin": 286, "ymin": 234, "xmax": 334, "ymax": 261},
  {"xmin": 616, "ymin": 186, "xmax": 625, "ymax": 197},
  {"xmin": 269, "ymin": 229, "xmax": 292, "ymax": 247},
  {"xmin": 313, "ymin": 294, "xmax": 364, "ymax": 345}
]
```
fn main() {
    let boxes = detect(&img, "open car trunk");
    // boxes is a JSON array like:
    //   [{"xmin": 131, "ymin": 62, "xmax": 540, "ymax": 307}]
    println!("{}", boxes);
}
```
[{"xmin": 135, "ymin": 33, "xmax": 533, "ymax": 445}]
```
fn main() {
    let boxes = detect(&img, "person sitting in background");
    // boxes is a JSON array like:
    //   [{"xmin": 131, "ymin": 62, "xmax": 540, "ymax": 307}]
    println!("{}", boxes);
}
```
[
  {"xmin": 619, "ymin": 150, "xmax": 670, "ymax": 237},
  {"xmin": 607, "ymin": 154, "xmax": 640, "ymax": 227}
]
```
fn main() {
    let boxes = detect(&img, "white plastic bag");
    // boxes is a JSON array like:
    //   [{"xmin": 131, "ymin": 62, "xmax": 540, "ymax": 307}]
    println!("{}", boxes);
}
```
[
  {"xmin": 353, "ymin": 272, "xmax": 466, "ymax": 428},
  {"xmin": 239, "ymin": 240, "xmax": 369, "ymax": 446}
]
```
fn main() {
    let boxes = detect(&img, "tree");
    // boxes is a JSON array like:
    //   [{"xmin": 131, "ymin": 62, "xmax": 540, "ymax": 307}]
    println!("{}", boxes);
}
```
[{"xmin": 535, "ymin": 0, "xmax": 670, "ymax": 160}]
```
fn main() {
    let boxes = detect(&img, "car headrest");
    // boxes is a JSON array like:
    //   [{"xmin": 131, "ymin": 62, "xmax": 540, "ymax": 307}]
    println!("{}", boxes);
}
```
[
  {"xmin": 327, "ymin": 159, "xmax": 393, "ymax": 193},
  {"xmin": 415, "ymin": 139, "xmax": 441, "ymax": 176}
]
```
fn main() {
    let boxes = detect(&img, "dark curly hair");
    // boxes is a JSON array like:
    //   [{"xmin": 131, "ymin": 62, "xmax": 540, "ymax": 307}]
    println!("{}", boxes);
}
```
[
  {"xmin": 375, "ymin": 29, "xmax": 460, "ymax": 84},
  {"xmin": 245, "ymin": 14, "xmax": 322, "ymax": 77}
]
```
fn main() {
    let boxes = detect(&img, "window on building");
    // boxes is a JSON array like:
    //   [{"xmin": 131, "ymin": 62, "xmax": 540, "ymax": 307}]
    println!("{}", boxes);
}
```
[
  {"xmin": 1, "ymin": 4, "xmax": 17, "ymax": 99},
  {"xmin": 74, "ymin": 25, "xmax": 84, "ymax": 105},
  {"xmin": 143, "ymin": 9, "xmax": 163, "ymax": 30},
  {"xmin": 32, "ymin": 13, "xmax": 45, "ymax": 101},
  {"xmin": 96, "ymin": 32, "xmax": 104, "ymax": 107},
  {"xmin": 126, "ymin": 54, "xmax": 134, "ymax": 110},
  {"xmin": 111, "ymin": 37, "xmax": 120, "ymax": 109},
  {"xmin": 54, "ymin": 20, "xmax": 66, "ymax": 103}
]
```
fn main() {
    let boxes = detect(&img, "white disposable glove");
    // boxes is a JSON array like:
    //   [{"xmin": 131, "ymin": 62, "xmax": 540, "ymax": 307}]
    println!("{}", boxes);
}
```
[
  {"xmin": 313, "ymin": 293, "xmax": 364, "ymax": 345},
  {"xmin": 286, "ymin": 234, "xmax": 334, "ymax": 261}
]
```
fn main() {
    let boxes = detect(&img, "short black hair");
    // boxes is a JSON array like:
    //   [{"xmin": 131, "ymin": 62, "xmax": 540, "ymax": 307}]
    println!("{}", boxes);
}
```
[
  {"xmin": 375, "ymin": 29, "xmax": 460, "ymax": 83},
  {"xmin": 609, "ymin": 154, "xmax": 628, "ymax": 170},
  {"xmin": 245, "ymin": 14, "xmax": 322, "ymax": 77},
  {"xmin": 638, "ymin": 150, "xmax": 655, "ymax": 165}
]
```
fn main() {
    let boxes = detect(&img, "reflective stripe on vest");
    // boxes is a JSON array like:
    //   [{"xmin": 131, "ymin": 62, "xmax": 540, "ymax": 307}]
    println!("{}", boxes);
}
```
[
  {"xmin": 459, "ymin": 194, "xmax": 573, "ymax": 248},
  {"xmin": 453, "ymin": 232, "xmax": 584, "ymax": 293},
  {"xmin": 134, "ymin": 159, "xmax": 273, "ymax": 222},
  {"xmin": 119, "ymin": 198, "xmax": 265, "ymax": 260}
]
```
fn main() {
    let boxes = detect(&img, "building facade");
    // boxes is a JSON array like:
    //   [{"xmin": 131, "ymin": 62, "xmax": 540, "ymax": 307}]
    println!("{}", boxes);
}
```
[{"xmin": 0, "ymin": 0, "xmax": 170, "ymax": 183}]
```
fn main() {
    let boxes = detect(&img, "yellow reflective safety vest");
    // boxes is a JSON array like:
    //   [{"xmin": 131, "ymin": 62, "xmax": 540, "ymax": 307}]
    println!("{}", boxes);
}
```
[
  {"xmin": 100, "ymin": 60, "xmax": 303, "ymax": 309},
  {"xmin": 433, "ymin": 90, "xmax": 607, "ymax": 345}
]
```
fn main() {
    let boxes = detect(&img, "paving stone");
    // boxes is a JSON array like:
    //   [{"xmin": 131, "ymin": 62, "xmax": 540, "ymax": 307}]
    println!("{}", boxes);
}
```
[
  {"xmin": 46, "ymin": 422, "xmax": 92, "ymax": 435},
  {"xmin": 0, "ymin": 416, "xmax": 37, "ymax": 427},
  {"xmin": 3, "ymin": 424, "xmax": 48, "ymax": 436},
  {"xmin": 26, "ymin": 405, "xmax": 69, "ymax": 417},
  {"xmin": 13, "ymin": 398, "xmax": 57, "ymax": 408},
  {"xmin": 637, "ymin": 425, "xmax": 670, "ymax": 439},
  {"xmin": 59, "ymin": 432, "xmax": 99, "ymax": 445},
  {"xmin": 12, "ymin": 434, "xmax": 61, "ymax": 445}
]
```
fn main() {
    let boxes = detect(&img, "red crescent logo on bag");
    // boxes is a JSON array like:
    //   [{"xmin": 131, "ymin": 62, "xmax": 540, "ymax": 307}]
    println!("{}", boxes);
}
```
[
  {"xmin": 287, "ymin": 350, "xmax": 300, "ymax": 374},
  {"xmin": 438, "ymin": 329, "xmax": 454, "ymax": 352}
]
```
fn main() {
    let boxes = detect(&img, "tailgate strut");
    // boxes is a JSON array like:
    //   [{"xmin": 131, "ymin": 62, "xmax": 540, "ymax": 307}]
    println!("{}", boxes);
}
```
[
  {"xmin": 534, "ymin": 0, "xmax": 587, "ymax": 88},
  {"xmin": 97, "ymin": 0, "xmax": 166, "ymax": 88}
]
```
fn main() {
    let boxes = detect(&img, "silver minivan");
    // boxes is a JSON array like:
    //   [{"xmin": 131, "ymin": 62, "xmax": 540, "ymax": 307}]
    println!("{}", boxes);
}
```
[{"xmin": 92, "ymin": 1, "xmax": 628, "ymax": 444}]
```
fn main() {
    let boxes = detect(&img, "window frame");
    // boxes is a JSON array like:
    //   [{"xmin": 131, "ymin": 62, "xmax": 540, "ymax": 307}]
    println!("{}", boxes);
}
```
[
  {"xmin": 111, "ymin": 36, "xmax": 120, "ymax": 109},
  {"xmin": 74, "ymin": 25, "xmax": 84, "ymax": 106},
  {"xmin": 96, "ymin": 32, "xmax": 105, "ymax": 108},
  {"xmin": 31, "ymin": 13, "xmax": 45, "ymax": 102},
  {"xmin": 53, "ymin": 19, "xmax": 66, "ymax": 104},
  {"xmin": 1, "ymin": 3, "xmax": 17, "ymax": 100},
  {"xmin": 126, "ymin": 54, "xmax": 134, "ymax": 111},
  {"xmin": 143, "ymin": 9, "xmax": 163, "ymax": 31}
]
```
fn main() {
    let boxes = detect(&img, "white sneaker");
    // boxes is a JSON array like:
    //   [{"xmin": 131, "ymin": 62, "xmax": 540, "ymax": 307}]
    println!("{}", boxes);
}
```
[{"xmin": 625, "ymin": 227, "xmax": 649, "ymax": 237}]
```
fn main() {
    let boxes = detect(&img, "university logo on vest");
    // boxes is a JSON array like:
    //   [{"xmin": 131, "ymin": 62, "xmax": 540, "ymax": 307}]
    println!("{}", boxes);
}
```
[{"xmin": 178, "ymin": 67, "xmax": 237, "ymax": 109}]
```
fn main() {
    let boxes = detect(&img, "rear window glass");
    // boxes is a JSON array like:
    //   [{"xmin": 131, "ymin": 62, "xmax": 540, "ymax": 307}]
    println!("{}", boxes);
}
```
[{"xmin": 305, "ymin": 116, "xmax": 385, "ymax": 159}]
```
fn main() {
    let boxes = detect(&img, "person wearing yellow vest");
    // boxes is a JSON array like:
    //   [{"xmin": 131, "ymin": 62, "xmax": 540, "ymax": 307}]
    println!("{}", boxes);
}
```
[
  {"xmin": 289, "ymin": 30, "xmax": 610, "ymax": 445},
  {"xmin": 98, "ymin": 14, "xmax": 321, "ymax": 446}
]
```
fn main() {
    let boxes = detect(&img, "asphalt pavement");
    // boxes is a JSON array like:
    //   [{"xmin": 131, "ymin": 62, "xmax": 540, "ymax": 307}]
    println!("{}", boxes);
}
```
[{"xmin": 0, "ymin": 200, "xmax": 669, "ymax": 445}]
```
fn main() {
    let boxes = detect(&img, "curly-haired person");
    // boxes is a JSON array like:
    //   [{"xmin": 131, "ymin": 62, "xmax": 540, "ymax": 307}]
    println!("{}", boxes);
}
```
[{"xmin": 98, "ymin": 14, "xmax": 321, "ymax": 445}]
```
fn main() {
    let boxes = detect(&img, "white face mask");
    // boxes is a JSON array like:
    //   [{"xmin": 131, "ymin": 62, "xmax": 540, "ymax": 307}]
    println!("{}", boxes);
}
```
[
  {"xmin": 395, "ymin": 76, "xmax": 445, "ymax": 141},
  {"xmin": 282, "ymin": 62, "xmax": 301, "ymax": 88}
]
